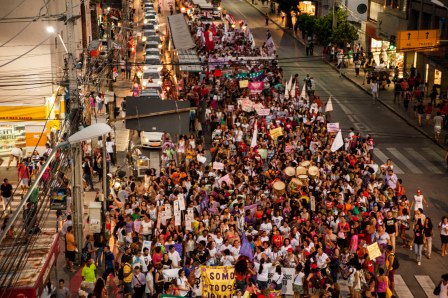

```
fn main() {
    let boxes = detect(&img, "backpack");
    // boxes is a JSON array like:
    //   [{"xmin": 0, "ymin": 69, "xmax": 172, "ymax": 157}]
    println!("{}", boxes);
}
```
[
  {"xmin": 118, "ymin": 263, "xmax": 130, "ymax": 281},
  {"xmin": 390, "ymin": 253, "xmax": 400, "ymax": 270}
]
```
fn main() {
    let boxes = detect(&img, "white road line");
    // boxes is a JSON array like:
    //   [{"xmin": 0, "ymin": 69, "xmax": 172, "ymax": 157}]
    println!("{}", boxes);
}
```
[
  {"xmin": 404, "ymin": 148, "xmax": 443, "ymax": 174},
  {"xmin": 422, "ymin": 147, "xmax": 446, "ymax": 169},
  {"xmin": 374, "ymin": 148, "xmax": 404, "ymax": 174},
  {"xmin": 395, "ymin": 274, "xmax": 415, "ymax": 298},
  {"xmin": 387, "ymin": 147, "xmax": 423, "ymax": 174},
  {"xmin": 415, "ymin": 275, "xmax": 438, "ymax": 298}
]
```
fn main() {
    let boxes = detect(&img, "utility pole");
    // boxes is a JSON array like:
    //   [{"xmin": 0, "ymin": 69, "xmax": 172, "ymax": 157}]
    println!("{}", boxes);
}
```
[
  {"xmin": 66, "ymin": 0, "xmax": 84, "ymax": 260},
  {"xmin": 102, "ymin": 136, "xmax": 107, "ymax": 233}
]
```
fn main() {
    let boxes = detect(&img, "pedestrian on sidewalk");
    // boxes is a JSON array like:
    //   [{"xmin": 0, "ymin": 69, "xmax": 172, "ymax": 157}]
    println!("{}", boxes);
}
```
[
  {"xmin": 120, "ymin": 58, "xmax": 126, "ymax": 79},
  {"xmin": 1, "ymin": 178, "xmax": 12, "ymax": 213},
  {"xmin": 65, "ymin": 226, "xmax": 77, "ymax": 272},
  {"xmin": 82, "ymin": 156, "xmax": 95, "ymax": 191},
  {"xmin": 413, "ymin": 222, "xmax": 424, "ymax": 265},
  {"xmin": 393, "ymin": 81, "xmax": 401, "ymax": 104},
  {"xmin": 18, "ymin": 161, "xmax": 30, "ymax": 194},
  {"xmin": 106, "ymin": 137, "xmax": 116, "ymax": 166},
  {"xmin": 265, "ymin": 13, "xmax": 269, "ymax": 26},
  {"xmin": 355, "ymin": 59, "xmax": 361, "ymax": 77},
  {"xmin": 125, "ymin": 60, "xmax": 131, "ymax": 80},
  {"xmin": 371, "ymin": 79, "xmax": 379, "ymax": 104},
  {"xmin": 54, "ymin": 279, "xmax": 70, "ymax": 298}
]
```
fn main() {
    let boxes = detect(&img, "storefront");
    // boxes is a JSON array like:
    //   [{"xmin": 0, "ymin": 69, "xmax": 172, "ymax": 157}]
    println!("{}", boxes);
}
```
[{"xmin": 298, "ymin": 1, "xmax": 316, "ymax": 15}]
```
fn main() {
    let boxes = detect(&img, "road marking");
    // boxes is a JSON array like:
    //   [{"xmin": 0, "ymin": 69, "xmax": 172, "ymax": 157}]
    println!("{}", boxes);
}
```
[
  {"xmin": 404, "ymin": 148, "xmax": 443, "ymax": 174},
  {"xmin": 387, "ymin": 147, "xmax": 423, "ymax": 174},
  {"xmin": 415, "ymin": 275, "xmax": 438, "ymax": 298},
  {"xmin": 374, "ymin": 148, "xmax": 404, "ymax": 174},
  {"xmin": 395, "ymin": 274, "xmax": 414, "ymax": 298},
  {"xmin": 422, "ymin": 147, "xmax": 446, "ymax": 169}
]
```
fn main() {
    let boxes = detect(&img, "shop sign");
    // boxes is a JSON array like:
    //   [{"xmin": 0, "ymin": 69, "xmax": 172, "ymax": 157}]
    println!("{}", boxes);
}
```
[
  {"xmin": 0, "ymin": 106, "xmax": 46, "ymax": 121},
  {"xmin": 396, "ymin": 30, "xmax": 440, "ymax": 52}
]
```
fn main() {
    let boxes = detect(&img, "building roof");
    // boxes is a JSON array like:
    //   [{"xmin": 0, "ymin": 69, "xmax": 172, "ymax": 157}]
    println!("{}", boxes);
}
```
[{"xmin": 167, "ymin": 14, "xmax": 196, "ymax": 50}]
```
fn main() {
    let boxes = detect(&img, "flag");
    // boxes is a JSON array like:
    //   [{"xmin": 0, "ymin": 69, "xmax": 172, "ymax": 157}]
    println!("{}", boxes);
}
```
[
  {"xmin": 251, "ymin": 120, "xmax": 258, "ymax": 148},
  {"xmin": 288, "ymin": 75, "xmax": 293, "ymax": 91},
  {"xmin": 265, "ymin": 37, "xmax": 276, "ymax": 55},
  {"xmin": 300, "ymin": 84, "xmax": 307, "ymax": 99},
  {"xmin": 239, "ymin": 232, "xmax": 254, "ymax": 260},
  {"xmin": 225, "ymin": 14, "xmax": 236, "ymax": 25},
  {"xmin": 284, "ymin": 87, "xmax": 289, "ymax": 100},
  {"xmin": 325, "ymin": 96, "xmax": 333, "ymax": 112},
  {"xmin": 249, "ymin": 33, "xmax": 256, "ymax": 49},
  {"xmin": 331, "ymin": 130, "xmax": 344, "ymax": 152},
  {"xmin": 290, "ymin": 81, "xmax": 296, "ymax": 98}
]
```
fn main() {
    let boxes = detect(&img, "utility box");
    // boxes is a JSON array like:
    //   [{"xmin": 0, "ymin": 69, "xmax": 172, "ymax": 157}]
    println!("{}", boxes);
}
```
[{"xmin": 89, "ymin": 201, "xmax": 102, "ymax": 233}]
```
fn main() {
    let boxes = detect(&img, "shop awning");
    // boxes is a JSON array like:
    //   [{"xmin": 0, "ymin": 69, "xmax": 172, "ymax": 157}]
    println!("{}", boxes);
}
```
[
  {"xmin": 366, "ymin": 22, "xmax": 381, "ymax": 41},
  {"xmin": 167, "ymin": 14, "xmax": 196, "ymax": 50},
  {"xmin": 177, "ymin": 49, "xmax": 202, "ymax": 72}
]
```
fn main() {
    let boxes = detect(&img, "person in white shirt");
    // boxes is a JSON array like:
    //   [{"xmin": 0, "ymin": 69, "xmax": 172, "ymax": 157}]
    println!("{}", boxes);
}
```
[
  {"xmin": 260, "ymin": 218, "xmax": 273, "ymax": 235},
  {"xmin": 220, "ymin": 249, "xmax": 235, "ymax": 266},
  {"xmin": 145, "ymin": 265, "xmax": 155, "ymax": 296},
  {"xmin": 293, "ymin": 264, "xmax": 305, "ymax": 297},
  {"xmin": 176, "ymin": 269, "xmax": 192, "ymax": 297},
  {"xmin": 272, "ymin": 211, "xmax": 283, "ymax": 227},
  {"xmin": 370, "ymin": 79, "xmax": 379, "ymax": 104},
  {"xmin": 168, "ymin": 245, "xmax": 181, "ymax": 268},
  {"xmin": 254, "ymin": 256, "xmax": 273, "ymax": 291},
  {"xmin": 316, "ymin": 247, "xmax": 330, "ymax": 269},
  {"xmin": 279, "ymin": 222, "xmax": 291, "ymax": 236}
]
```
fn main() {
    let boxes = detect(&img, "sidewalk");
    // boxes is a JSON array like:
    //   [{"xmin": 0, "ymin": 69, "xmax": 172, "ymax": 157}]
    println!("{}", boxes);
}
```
[{"xmin": 244, "ymin": 0, "xmax": 447, "ymax": 149}]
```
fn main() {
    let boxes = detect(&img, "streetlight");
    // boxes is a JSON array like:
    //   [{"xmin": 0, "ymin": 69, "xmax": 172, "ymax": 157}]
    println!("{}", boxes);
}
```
[
  {"xmin": 0, "ymin": 123, "xmax": 112, "ymax": 245},
  {"xmin": 47, "ymin": 26, "xmax": 68, "ymax": 54}
]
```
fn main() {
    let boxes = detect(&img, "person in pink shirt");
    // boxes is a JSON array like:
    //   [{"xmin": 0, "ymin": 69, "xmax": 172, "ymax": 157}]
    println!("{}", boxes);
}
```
[{"xmin": 18, "ymin": 161, "xmax": 30, "ymax": 194}]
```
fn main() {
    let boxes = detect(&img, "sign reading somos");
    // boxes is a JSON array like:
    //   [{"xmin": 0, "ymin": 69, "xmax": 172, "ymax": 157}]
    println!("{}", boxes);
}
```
[{"xmin": 201, "ymin": 266, "xmax": 235, "ymax": 297}]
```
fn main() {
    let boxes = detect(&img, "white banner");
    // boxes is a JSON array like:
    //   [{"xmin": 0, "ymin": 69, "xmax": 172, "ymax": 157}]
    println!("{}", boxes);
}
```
[
  {"xmin": 256, "ymin": 108, "xmax": 270, "ymax": 116},
  {"xmin": 179, "ymin": 196, "xmax": 186, "ymax": 211},
  {"xmin": 162, "ymin": 268, "xmax": 180, "ymax": 282},
  {"xmin": 213, "ymin": 162, "xmax": 224, "ymax": 170},
  {"xmin": 326, "ymin": 122, "xmax": 340, "ymax": 133},
  {"xmin": 268, "ymin": 267, "xmax": 295, "ymax": 295},
  {"xmin": 174, "ymin": 210, "xmax": 182, "ymax": 226}
]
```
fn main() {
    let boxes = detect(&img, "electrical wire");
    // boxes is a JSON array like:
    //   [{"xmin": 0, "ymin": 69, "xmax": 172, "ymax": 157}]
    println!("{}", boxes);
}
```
[{"xmin": 0, "ymin": 0, "xmax": 28, "ymax": 21}]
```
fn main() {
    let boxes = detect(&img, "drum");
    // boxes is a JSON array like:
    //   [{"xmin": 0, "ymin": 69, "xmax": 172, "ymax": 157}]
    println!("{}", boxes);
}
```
[
  {"xmin": 300, "ymin": 160, "xmax": 311, "ymax": 168},
  {"xmin": 298, "ymin": 174, "xmax": 309, "ymax": 186},
  {"xmin": 273, "ymin": 180, "xmax": 286, "ymax": 196},
  {"xmin": 284, "ymin": 167, "xmax": 295, "ymax": 177},
  {"xmin": 288, "ymin": 178, "xmax": 303, "ymax": 194},
  {"xmin": 308, "ymin": 166, "xmax": 320, "ymax": 178},
  {"xmin": 295, "ymin": 166, "xmax": 307, "ymax": 176}
]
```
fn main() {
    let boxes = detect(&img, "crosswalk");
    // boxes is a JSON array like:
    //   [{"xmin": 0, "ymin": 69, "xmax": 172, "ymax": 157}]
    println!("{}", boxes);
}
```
[
  {"xmin": 373, "ymin": 146, "xmax": 445, "ymax": 176},
  {"xmin": 338, "ymin": 274, "xmax": 438, "ymax": 298}
]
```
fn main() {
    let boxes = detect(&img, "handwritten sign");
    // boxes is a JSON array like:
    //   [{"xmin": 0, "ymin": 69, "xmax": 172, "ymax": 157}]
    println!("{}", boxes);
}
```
[
  {"xmin": 197, "ymin": 155, "xmax": 207, "ymax": 164},
  {"xmin": 367, "ymin": 242, "xmax": 382, "ymax": 259},
  {"xmin": 213, "ymin": 162, "xmax": 224, "ymax": 170},
  {"xmin": 239, "ymin": 80, "xmax": 249, "ymax": 88},
  {"xmin": 327, "ymin": 122, "xmax": 340, "ymax": 133},
  {"xmin": 257, "ymin": 108, "xmax": 270, "ymax": 116},
  {"xmin": 269, "ymin": 127, "xmax": 283, "ymax": 139}
]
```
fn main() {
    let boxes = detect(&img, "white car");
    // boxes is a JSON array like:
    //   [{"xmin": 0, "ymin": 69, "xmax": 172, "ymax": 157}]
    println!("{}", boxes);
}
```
[{"xmin": 141, "ymin": 131, "xmax": 169, "ymax": 148}]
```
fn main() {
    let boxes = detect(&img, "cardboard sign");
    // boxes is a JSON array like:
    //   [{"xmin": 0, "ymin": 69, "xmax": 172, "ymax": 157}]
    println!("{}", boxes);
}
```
[
  {"xmin": 367, "ymin": 242, "xmax": 382, "ymax": 259},
  {"xmin": 327, "ymin": 122, "xmax": 340, "ymax": 133},
  {"xmin": 173, "ymin": 200, "xmax": 180, "ymax": 211},
  {"xmin": 178, "ymin": 195, "xmax": 186, "ymax": 211},
  {"xmin": 174, "ymin": 210, "xmax": 181, "ymax": 226},
  {"xmin": 269, "ymin": 127, "xmax": 283, "ymax": 139},
  {"xmin": 213, "ymin": 162, "xmax": 224, "ymax": 170},
  {"xmin": 197, "ymin": 155, "xmax": 207, "ymax": 164},
  {"xmin": 239, "ymin": 80, "xmax": 249, "ymax": 88},
  {"xmin": 257, "ymin": 108, "xmax": 270, "ymax": 116},
  {"xmin": 227, "ymin": 105, "xmax": 234, "ymax": 112},
  {"xmin": 185, "ymin": 214, "xmax": 193, "ymax": 231},
  {"xmin": 142, "ymin": 240, "xmax": 152, "ymax": 253},
  {"xmin": 238, "ymin": 98, "xmax": 253, "ymax": 112}
]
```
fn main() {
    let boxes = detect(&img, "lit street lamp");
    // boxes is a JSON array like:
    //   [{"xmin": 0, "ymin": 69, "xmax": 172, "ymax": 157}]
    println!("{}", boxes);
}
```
[{"xmin": 47, "ymin": 26, "xmax": 69, "ymax": 54}]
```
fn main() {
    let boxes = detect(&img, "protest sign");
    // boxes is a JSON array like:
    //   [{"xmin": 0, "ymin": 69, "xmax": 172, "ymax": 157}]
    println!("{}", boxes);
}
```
[
  {"xmin": 239, "ymin": 80, "xmax": 249, "ymax": 88},
  {"xmin": 142, "ymin": 240, "xmax": 151, "ymax": 253},
  {"xmin": 163, "ymin": 268, "xmax": 180, "ymax": 282},
  {"xmin": 174, "ymin": 210, "xmax": 181, "ymax": 226},
  {"xmin": 197, "ymin": 155, "xmax": 207, "ymax": 164},
  {"xmin": 201, "ymin": 266, "xmax": 235, "ymax": 297},
  {"xmin": 238, "ymin": 98, "xmax": 253, "ymax": 112},
  {"xmin": 173, "ymin": 200, "xmax": 179, "ymax": 211},
  {"xmin": 367, "ymin": 242, "xmax": 382, "ymax": 259},
  {"xmin": 269, "ymin": 127, "xmax": 283, "ymax": 139},
  {"xmin": 213, "ymin": 162, "xmax": 224, "ymax": 170},
  {"xmin": 227, "ymin": 105, "xmax": 234, "ymax": 112},
  {"xmin": 178, "ymin": 196, "xmax": 186, "ymax": 211},
  {"xmin": 326, "ymin": 122, "xmax": 340, "ymax": 133},
  {"xmin": 185, "ymin": 214, "xmax": 193, "ymax": 231},
  {"xmin": 165, "ymin": 204, "xmax": 172, "ymax": 218},
  {"xmin": 248, "ymin": 81, "xmax": 264, "ymax": 94},
  {"xmin": 257, "ymin": 108, "xmax": 270, "ymax": 116}
]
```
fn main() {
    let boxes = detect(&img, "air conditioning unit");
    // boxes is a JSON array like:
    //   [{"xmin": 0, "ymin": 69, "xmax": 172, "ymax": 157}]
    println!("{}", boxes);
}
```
[{"xmin": 346, "ymin": 0, "xmax": 368, "ymax": 23}]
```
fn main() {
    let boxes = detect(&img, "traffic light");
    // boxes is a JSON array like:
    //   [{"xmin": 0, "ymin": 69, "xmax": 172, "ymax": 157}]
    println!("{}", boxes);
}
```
[{"xmin": 389, "ymin": 35, "xmax": 396, "ymax": 47}]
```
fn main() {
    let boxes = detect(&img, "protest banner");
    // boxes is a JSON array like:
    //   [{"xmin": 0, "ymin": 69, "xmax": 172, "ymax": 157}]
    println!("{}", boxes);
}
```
[
  {"xmin": 213, "ymin": 162, "xmax": 224, "ymax": 170},
  {"xmin": 193, "ymin": 267, "xmax": 203, "ymax": 297},
  {"xmin": 256, "ymin": 108, "xmax": 270, "ymax": 116},
  {"xmin": 326, "ymin": 122, "xmax": 340, "ymax": 133},
  {"xmin": 268, "ymin": 267, "xmax": 295, "ymax": 295},
  {"xmin": 239, "ymin": 80, "xmax": 249, "ymax": 88},
  {"xmin": 248, "ymin": 81, "xmax": 264, "ymax": 94},
  {"xmin": 201, "ymin": 266, "xmax": 235, "ymax": 297},
  {"xmin": 367, "ymin": 242, "xmax": 382, "ymax": 259},
  {"xmin": 238, "ymin": 98, "xmax": 253, "ymax": 112},
  {"xmin": 162, "ymin": 268, "xmax": 180, "ymax": 282},
  {"xmin": 269, "ymin": 127, "xmax": 283, "ymax": 139}
]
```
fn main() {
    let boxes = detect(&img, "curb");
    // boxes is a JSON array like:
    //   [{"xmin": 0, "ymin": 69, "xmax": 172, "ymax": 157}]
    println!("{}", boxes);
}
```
[{"xmin": 243, "ymin": 0, "xmax": 444, "ymax": 149}]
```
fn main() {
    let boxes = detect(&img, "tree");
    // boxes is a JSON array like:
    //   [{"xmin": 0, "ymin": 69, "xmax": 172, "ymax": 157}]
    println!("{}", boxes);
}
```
[
  {"xmin": 314, "ymin": 9, "xmax": 358, "ymax": 46},
  {"xmin": 278, "ymin": 0, "xmax": 298, "ymax": 29},
  {"xmin": 296, "ymin": 14, "xmax": 316, "ymax": 39}
]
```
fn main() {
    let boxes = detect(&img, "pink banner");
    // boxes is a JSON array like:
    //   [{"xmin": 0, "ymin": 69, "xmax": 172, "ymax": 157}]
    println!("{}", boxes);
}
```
[{"xmin": 248, "ymin": 81, "xmax": 264, "ymax": 94}]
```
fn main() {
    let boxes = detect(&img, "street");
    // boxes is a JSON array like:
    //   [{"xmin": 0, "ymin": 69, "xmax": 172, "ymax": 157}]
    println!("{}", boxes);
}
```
[{"xmin": 222, "ymin": 0, "xmax": 448, "ymax": 295}]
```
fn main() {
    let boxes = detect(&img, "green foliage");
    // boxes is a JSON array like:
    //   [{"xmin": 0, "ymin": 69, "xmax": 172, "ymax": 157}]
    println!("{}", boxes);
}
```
[
  {"xmin": 296, "ymin": 14, "xmax": 316, "ymax": 35},
  {"xmin": 310, "ymin": 9, "xmax": 359, "ymax": 46},
  {"xmin": 277, "ymin": 0, "xmax": 298, "ymax": 14}
]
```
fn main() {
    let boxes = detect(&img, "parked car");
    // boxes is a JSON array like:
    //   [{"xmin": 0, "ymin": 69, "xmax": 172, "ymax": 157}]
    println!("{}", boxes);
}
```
[{"xmin": 141, "ymin": 132, "xmax": 171, "ymax": 148}]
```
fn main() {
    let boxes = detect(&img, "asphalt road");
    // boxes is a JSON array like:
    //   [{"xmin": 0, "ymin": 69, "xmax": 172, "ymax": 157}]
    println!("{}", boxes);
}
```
[{"xmin": 222, "ymin": 0, "xmax": 448, "ymax": 296}]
